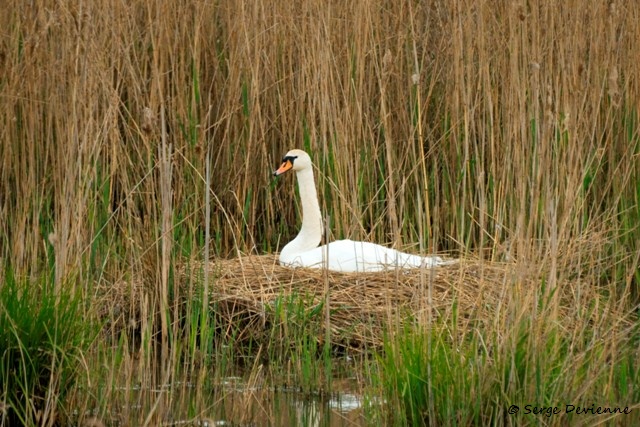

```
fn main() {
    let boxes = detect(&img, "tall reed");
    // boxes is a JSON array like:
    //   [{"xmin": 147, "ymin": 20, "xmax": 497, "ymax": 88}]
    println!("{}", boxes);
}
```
[{"xmin": 2, "ymin": 0, "xmax": 637, "ymax": 282}]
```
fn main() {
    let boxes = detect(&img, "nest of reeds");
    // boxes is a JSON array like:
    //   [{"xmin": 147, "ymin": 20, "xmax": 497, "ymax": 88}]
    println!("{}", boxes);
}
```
[
  {"xmin": 181, "ymin": 255, "xmax": 514, "ymax": 350},
  {"xmin": 100, "ymin": 254, "xmax": 619, "ymax": 351}
]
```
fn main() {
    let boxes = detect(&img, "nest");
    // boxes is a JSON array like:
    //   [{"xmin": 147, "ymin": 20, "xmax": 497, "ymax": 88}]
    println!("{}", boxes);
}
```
[
  {"xmin": 100, "ymin": 254, "xmax": 621, "ymax": 352},
  {"xmin": 182, "ymin": 255, "xmax": 512, "ymax": 350}
]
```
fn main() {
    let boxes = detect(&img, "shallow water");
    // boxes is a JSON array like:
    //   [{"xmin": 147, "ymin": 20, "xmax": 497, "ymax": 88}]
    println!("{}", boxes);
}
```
[
  {"xmin": 208, "ymin": 389, "xmax": 365, "ymax": 427},
  {"xmin": 200, "ymin": 377, "xmax": 367, "ymax": 426},
  {"xmin": 86, "ymin": 374, "xmax": 369, "ymax": 426}
]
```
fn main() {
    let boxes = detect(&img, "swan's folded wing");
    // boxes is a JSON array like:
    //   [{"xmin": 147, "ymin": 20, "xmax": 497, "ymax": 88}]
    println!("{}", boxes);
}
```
[{"xmin": 279, "ymin": 240, "xmax": 445, "ymax": 272}]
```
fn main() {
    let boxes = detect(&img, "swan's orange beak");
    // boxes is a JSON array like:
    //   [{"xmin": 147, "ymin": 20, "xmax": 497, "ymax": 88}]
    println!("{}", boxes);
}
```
[{"xmin": 273, "ymin": 159, "xmax": 293, "ymax": 176}]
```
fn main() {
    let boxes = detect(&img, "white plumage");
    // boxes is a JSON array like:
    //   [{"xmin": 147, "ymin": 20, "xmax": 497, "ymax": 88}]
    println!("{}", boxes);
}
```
[{"xmin": 274, "ymin": 149, "xmax": 451, "ymax": 272}]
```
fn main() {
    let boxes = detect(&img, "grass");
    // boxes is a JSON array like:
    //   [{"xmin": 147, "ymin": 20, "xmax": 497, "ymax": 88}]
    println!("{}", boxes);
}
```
[
  {"xmin": 1, "ymin": 0, "xmax": 639, "ymax": 425},
  {"xmin": 267, "ymin": 292, "xmax": 327, "ymax": 392},
  {"xmin": 376, "ymin": 294, "xmax": 640, "ymax": 426},
  {"xmin": 0, "ymin": 269, "xmax": 95, "ymax": 426}
]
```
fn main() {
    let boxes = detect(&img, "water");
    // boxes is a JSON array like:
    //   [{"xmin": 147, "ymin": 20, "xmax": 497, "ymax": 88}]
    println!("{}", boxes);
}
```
[
  {"xmin": 92, "ymin": 375, "xmax": 369, "ymax": 426},
  {"xmin": 200, "ymin": 377, "xmax": 367, "ymax": 426}
]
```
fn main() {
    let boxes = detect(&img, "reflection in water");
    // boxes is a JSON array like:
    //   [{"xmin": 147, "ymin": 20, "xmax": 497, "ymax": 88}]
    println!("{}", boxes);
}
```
[
  {"xmin": 207, "ymin": 376, "xmax": 365, "ymax": 426},
  {"xmin": 329, "ymin": 393, "xmax": 362, "ymax": 413},
  {"xmin": 81, "ymin": 372, "xmax": 369, "ymax": 425}
]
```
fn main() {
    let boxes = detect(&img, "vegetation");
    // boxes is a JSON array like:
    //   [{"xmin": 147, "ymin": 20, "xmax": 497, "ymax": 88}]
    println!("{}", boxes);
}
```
[
  {"xmin": 1, "ymin": 0, "xmax": 638, "ymax": 425},
  {"xmin": 377, "ymin": 301, "xmax": 640, "ymax": 426},
  {"xmin": 0, "ymin": 269, "xmax": 94, "ymax": 426}
]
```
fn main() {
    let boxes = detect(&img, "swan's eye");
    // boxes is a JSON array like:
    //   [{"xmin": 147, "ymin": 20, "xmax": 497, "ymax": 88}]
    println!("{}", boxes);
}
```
[{"xmin": 282, "ymin": 155, "xmax": 298, "ymax": 163}]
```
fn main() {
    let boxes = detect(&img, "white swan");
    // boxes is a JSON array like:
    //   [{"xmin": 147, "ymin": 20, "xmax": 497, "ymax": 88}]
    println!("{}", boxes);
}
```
[{"xmin": 273, "ymin": 149, "xmax": 449, "ymax": 272}]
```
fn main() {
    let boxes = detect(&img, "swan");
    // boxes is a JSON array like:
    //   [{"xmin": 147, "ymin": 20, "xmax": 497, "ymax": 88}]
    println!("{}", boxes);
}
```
[{"xmin": 273, "ymin": 149, "xmax": 449, "ymax": 272}]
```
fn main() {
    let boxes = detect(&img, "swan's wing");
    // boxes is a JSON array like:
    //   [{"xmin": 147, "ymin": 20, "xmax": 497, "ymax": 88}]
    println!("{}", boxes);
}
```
[
  {"xmin": 348, "ymin": 241, "xmax": 445, "ymax": 269},
  {"xmin": 279, "ymin": 239, "xmax": 448, "ymax": 272},
  {"xmin": 279, "ymin": 241, "xmax": 382, "ymax": 271}
]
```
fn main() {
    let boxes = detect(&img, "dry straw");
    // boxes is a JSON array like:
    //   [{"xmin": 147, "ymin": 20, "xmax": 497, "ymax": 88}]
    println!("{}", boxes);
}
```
[{"xmin": 99, "ymin": 254, "xmax": 627, "ymax": 352}]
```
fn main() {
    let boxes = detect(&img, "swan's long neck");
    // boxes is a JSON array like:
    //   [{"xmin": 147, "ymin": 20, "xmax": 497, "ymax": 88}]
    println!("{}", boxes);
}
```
[{"xmin": 280, "ymin": 166, "xmax": 322, "ymax": 261}]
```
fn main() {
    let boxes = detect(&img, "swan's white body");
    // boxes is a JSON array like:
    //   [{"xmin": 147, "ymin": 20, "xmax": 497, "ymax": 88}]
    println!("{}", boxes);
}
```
[
  {"xmin": 274, "ymin": 149, "xmax": 449, "ymax": 272},
  {"xmin": 280, "ymin": 239, "xmax": 444, "ymax": 272}
]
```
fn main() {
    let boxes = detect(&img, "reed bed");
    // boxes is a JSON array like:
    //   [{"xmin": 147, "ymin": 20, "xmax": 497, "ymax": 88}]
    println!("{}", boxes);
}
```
[
  {"xmin": 2, "ymin": 0, "xmax": 638, "ymax": 285},
  {"xmin": 2, "ymin": 0, "xmax": 640, "ymax": 424}
]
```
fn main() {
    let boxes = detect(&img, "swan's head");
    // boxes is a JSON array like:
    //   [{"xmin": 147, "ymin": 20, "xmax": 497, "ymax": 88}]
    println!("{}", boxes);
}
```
[{"xmin": 273, "ymin": 149, "xmax": 312, "ymax": 176}]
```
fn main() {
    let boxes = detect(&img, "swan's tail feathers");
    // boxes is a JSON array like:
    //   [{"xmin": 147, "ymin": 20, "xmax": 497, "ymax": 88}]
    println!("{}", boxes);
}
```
[
  {"xmin": 422, "ymin": 257, "xmax": 459, "ymax": 267},
  {"xmin": 436, "ymin": 258, "xmax": 460, "ymax": 266},
  {"xmin": 421, "ymin": 256, "xmax": 442, "ymax": 267}
]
